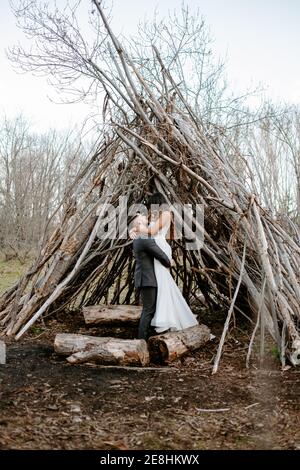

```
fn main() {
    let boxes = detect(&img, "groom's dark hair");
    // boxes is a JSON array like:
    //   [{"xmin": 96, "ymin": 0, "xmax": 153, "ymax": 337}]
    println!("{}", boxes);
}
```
[{"xmin": 146, "ymin": 192, "xmax": 168, "ymax": 208}]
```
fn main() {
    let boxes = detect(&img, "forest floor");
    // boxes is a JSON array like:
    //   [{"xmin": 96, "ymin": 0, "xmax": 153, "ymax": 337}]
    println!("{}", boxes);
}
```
[{"xmin": 1, "ymin": 312, "xmax": 300, "ymax": 450}]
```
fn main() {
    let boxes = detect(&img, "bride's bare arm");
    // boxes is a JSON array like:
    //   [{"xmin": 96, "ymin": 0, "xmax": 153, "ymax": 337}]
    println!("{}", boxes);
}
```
[{"xmin": 136, "ymin": 211, "xmax": 172, "ymax": 236}]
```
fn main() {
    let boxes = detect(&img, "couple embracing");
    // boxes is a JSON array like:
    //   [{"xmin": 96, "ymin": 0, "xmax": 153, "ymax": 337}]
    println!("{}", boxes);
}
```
[{"xmin": 130, "ymin": 192, "xmax": 198, "ymax": 341}]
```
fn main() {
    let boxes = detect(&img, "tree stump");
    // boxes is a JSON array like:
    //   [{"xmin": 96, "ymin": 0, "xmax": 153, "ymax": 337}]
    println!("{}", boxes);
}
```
[
  {"xmin": 82, "ymin": 304, "xmax": 141, "ymax": 326},
  {"xmin": 54, "ymin": 333, "xmax": 149, "ymax": 366},
  {"xmin": 148, "ymin": 324, "xmax": 211, "ymax": 364}
]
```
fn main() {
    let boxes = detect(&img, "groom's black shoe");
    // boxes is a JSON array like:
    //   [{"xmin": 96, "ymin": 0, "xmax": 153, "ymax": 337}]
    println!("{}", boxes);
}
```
[
  {"xmin": 148, "ymin": 327, "xmax": 158, "ymax": 338},
  {"xmin": 148, "ymin": 327, "xmax": 170, "ymax": 338}
]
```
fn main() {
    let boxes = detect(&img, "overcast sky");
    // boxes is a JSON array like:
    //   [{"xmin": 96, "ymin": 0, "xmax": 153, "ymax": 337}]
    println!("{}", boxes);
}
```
[{"xmin": 1, "ymin": 0, "xmax": 300, "ymax": 132}]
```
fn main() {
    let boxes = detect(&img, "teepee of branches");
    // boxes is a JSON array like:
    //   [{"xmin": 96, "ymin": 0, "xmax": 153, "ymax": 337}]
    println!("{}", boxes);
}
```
[{"xmin": 1, "ymin": 1, "xmax": 300, "ymax": 371}]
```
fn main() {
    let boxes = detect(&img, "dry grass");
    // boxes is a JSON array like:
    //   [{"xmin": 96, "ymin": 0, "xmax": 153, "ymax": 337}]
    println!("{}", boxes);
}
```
[{"xmin": 0, "ymin": 253, "xmax": 32, "ymax": 295}]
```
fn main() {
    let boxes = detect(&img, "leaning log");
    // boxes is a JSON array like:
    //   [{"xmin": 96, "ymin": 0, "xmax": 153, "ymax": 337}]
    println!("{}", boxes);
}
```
[
  {"xmin": 148, "ymin": 324, "xmax": 211, "ymax": 364},
  {"xmin": 54, "ymin": 333, "xmax": 149, "ymax": 366},
  {"xmin": 82, "ymin": 304, "xmax": 141, "ymax": 325}
]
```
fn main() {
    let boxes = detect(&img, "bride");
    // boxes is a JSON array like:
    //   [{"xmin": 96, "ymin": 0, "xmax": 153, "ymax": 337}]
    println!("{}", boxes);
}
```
[{"xmin": 131, "ymin": 192, "xmax": 198, "ymax": 333}]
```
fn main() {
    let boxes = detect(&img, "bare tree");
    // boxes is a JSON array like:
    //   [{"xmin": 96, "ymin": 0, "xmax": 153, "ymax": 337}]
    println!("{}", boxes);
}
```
[
  {"xmin": 235, "ymin": 104, "xmax": 300, "ymax": 222},
  {"xmin": 0, "ymin": 115, "xmax": 86, "ymax": 261},
  {"xmin": 7, "ymin": 1, "xmax": 299, "ymax": 225},
  {"xmin": 269, "ymin": 105, "xmax": 300, "ymax": 222},
  {"xmin": 8, "ymin": 0, "xmax": 260, "ymax": 129}
]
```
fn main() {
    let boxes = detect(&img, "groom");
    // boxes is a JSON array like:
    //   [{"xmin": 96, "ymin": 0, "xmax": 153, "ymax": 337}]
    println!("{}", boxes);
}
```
[{"xmin": 131, "ymin": 214, "xmax": 172, "ymax": 340}]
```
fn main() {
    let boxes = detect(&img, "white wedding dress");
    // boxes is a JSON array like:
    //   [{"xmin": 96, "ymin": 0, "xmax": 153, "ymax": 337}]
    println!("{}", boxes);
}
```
[{"xmin": 150, "ymin": 220, "xmax": 198, "ymax": 333}]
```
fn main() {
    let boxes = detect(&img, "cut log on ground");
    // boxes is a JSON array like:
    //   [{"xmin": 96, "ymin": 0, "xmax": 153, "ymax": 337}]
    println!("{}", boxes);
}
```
[
  {"xmin": 82, "ymin": 304, "xmax": 141, "ymax": 326},
  {"xmin": 54, "ymin": 333, "xmax": 149, "ymax": 366},
  {"xmin": 148, "ymin": 324, "xmax": 211, "ymax": 364},
  {"xmin": 54, "ymin": 333, "xmax": 109, "ymax": 355}
]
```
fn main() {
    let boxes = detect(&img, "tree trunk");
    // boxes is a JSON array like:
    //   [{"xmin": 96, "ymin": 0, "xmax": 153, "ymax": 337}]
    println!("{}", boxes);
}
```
[
  {"xmin": 148, "ymin": 324, "xmax": 211, "ymax": 364},
  {"xmin": 83, "ymin": 304, "xmax": 141, "ymax": 325},
  {"xmin": 54, "ymin": 333, "xmax": 149, "ymax": 366}
]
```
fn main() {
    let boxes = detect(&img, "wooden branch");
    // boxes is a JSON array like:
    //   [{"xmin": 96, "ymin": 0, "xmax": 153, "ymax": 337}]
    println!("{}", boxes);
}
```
[
  {"xmin": 14, "ymin": 194, "xmax": 115, "ymax": 339},
  {"xmin": 212, "ymin": 239, "xmax": 247, "ymax": 374},
  {"xmin": 246, "ymin": 277, "xmax": 266, "ymax": 368}
]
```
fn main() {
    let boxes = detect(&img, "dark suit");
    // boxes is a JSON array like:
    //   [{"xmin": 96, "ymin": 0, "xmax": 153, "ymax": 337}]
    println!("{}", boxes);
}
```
[{"xmin": 133, "ymin": 237, "xmax": 171, "ymax": 340}]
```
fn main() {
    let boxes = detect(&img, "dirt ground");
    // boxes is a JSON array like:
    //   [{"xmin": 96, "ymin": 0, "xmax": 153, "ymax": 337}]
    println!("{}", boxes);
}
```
[{"xmin": 0, "ymin": 317, "xmax": 300, "ymax": 450}]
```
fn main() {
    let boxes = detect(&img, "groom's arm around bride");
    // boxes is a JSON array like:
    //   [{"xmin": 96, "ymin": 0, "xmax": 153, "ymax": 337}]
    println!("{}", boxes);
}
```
[{"xmin": 132, "ymin": 237, "xmax": 172, "ymax": 340}]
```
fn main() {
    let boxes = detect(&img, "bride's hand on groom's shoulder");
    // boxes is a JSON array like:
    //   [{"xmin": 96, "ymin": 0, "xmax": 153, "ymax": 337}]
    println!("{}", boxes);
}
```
[
  {"xmin": 170, "ymin": 258, "xmax": 176, "ymax": 267},
  {"xmin": 129, "ymin": 228, "xmax": 138, "ymax": 240}
]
